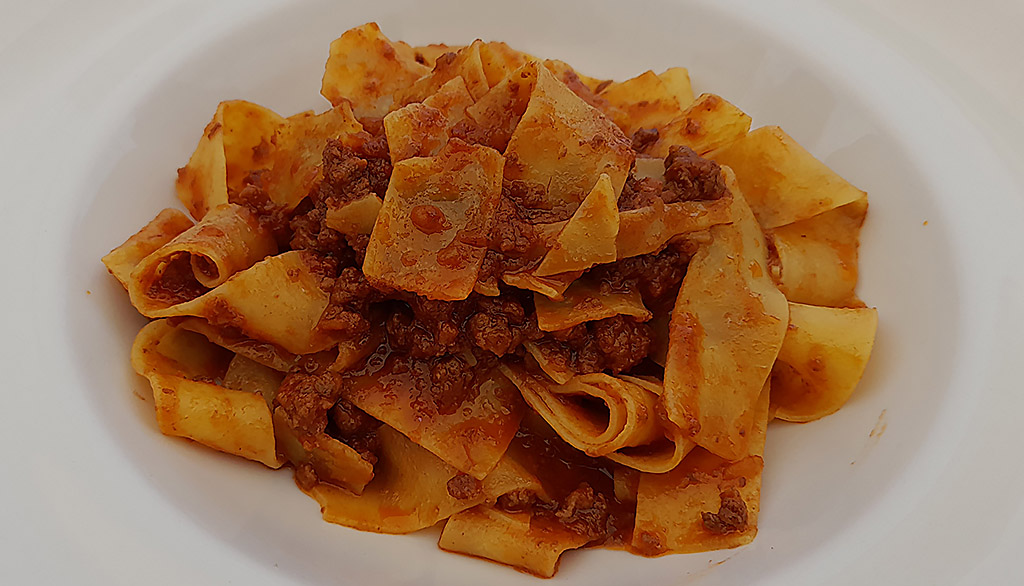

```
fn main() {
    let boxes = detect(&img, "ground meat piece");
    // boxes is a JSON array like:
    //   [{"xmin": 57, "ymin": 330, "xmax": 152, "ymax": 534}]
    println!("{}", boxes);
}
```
[
  {"xmin": 327, "ymin": 399, "xmax": 381, "ymax": 464},
  {"xmin": 631, "ymin": 127, "xmax": 659, "ymax": 153},
  {"xmin": 235, "ymin": 170, "xmax": 292, "ymax": 246},
  {"xmin": 662, "ymin": 145, "xmax": 727, "ymax": 204},
  {"xmin": 344, "ymin": 233, "xmax": 370, "ymax": 264},
  {"xmin": 385, "ymin": 305, "xmax": 444, "ymax": 359},
  {"xmin": 318, "ymin": 267, "xmax": 382, "ymax": 336},
  {"xmin": 589, "ymin": 243, "xmax": 691, "ymax": 304},
  {"xmin": 495, "ymin": 488, "xmax": 538, "ymax": 513},
  {"xmin": 361, "ymin": 138, "xmax": 392, "ymax": 197},
  {"xmin": 329, "ymin": 399, "xmax": 377, "ymax": 438},
  {"xmin": 475, "ymin": 250, "xmax": 506, "ymax": 293},
  {"xmin": 274, "ymin": 372, "xmax": 345, "ymax": 436},
  {"xmin": 465, "ymin": 296, "xmax": 529, "ymax": 356},
  {"xmin": 410, "ymin": 296, "xmax": 461, "ymax": 348},
  {"xmin": 550, "ymin": 323, "xmax": 587, "ymax": 342},
  {"xmin": 491, "ymin": 195, "xmax": 539, "ymax": 255},
  {"xmin": 701, "ymin": 488, "xmax": 748, "ymax": 534},
  {"xmin": 591, "ymin": 315, "xmax": 652, "ymax": 374},
  {"xmin": 318, "ymin": 139, "xmax": 371, "ymax": 206},
  {"xmin": 534, "ymin": 315, "xmax": 652, "ymax": 375},
  {"xmin": 295, "ymin": 462, "xmax": 318, "ymax": 491},
  {"xmin": 534, "ymin": 324, "xmax": 604, "ymax": 374},
  {"xmin": 572, "ymin": 338, "xmax": 606, "ymax": 374},
  {"xmin": 466, "ymin": 312, "xmax": 516, "ymax": 356},
  {"xmin": 289, "ymin": 199, "xmax": 359, "ymax": 264},
  {"xmin": 290, "ymin": 136, "xmax": 392, "ymax": 262},
  {"xmin": 430, "ymin": 354, "xmax": 475, "ymax": 415},
  {"xmin": 446, "ymin": 473, "xmax": 482, "ymax": 500},
  {"xmin": 504, "ymin": 179, "xmax": 573, "ymax": 224},
  {"xmin": 617, "ymin": 174, "xmax": 665, "ymax": 212},
  {"xmin": 554, "ymin": 483, "xmax": 610, "ymax": 538}
]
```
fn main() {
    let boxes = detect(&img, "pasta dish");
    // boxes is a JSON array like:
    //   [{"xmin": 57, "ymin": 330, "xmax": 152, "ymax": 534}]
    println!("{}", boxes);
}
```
[{"xmin": 102, "ymin": 23, "xmax": 877, "ymax": 577}]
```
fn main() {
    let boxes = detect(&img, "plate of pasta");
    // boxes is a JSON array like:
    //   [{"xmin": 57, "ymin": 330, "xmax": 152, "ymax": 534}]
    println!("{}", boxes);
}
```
[{"xmin": 4, "ymin": 0, "xmax": 1023, "ymax": 584}]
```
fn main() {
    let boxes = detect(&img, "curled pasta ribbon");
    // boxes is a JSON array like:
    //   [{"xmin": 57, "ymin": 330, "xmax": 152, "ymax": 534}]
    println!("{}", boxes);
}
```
[
  {"xmin": 101, "ymin": 208, "xmax": 193, "ymax": 289},
  {"xmin": 501, "ymin": 366, "xmax": 663, "ymax": 459},
  {"xmin": 604, "ymin": 376, "xmax": 695, "ymax": 474},
  {"xmin": 127, "ymin": 203, "xmax": 277, "ymax": 315},
  {"xmin": 131, "ymin": 250, "xmax": 338, "ymax": 355}
]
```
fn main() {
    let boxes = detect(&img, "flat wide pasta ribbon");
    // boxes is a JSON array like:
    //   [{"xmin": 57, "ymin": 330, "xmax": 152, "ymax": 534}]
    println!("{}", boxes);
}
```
[
  {"xmin": 770, "ymin": 302, "xmax": 878, "ymax": 422},
  {"xmin": 503, "ymin": 62, "xmax": 634, "ymax": 211},
  {"xmin": 632, "ymin": 383, "xmax": 769, "ymax": 555},
  {"xmin": 266, "ymin": 103, "xmax": 364, "ymax": 212},
  {"xmin": 663, "ymin": 168, "xmax": 788, "ymax": 461},
  {"xmin": 529, "ymin": 157, "xmax": 734, "ymax": 263},
  {"xmin": 384, "ymin": 76, "xmax": 476, "ymax": 162},
  {"xmin": 604, "ymin": 376, "xmax": 695, "ymax": 474},
  {"xmin": 767, "ymin": 196, "xmax": 868, "ymax": 307},
  {"xmin": 131, "ymin": 320, "xmax": 281, "ymax": 468},
  {"xmin": 535, "ymin": 173, "xmax": 619, "ymax": 276},
  {"xmin": 320, "ymin": 22, "xmax": 430, "ymax": 117},
  {"xmin": 340, "ymin": 349, "xmax": 526, "ymax": 480},
  {"xmin": 708, "ymin": 125, "xmax": 866, "ymax": 229},
  {"xmin": 647, "ymin": 93, "xmax": 751, "ymax": 158},
  {"xmin": 307, "ymin": 425, "xmax": 545, "ymax": 534},
  {"xmin": 176, "ymin": 100, "xmax": 284, "ymax": 220},
  {"xmin": 597, "ymin": 70, "xmax": 686, "ymax": 135},
  {"xmin": 363, "ymin": 139, "xmax": 504, "ymax": 301},
  {"xmin": 533, "ymin": 277, "xmax": 651, "ymax": 333},
  {"xmin": 439, "ymin": 506, "xmax": 591, "ymax": 578}
]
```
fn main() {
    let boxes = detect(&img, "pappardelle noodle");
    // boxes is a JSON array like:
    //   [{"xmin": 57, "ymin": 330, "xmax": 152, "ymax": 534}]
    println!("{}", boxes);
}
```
[{"xmin": 103, "ymin": 23, "xmax": 877, "ymax": 578}]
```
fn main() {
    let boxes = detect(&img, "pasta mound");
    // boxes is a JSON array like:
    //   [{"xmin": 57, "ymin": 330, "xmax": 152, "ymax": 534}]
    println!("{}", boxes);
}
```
[{"xmin": 102, "ymin": 22, "xmax": 877, "ymax": 578}]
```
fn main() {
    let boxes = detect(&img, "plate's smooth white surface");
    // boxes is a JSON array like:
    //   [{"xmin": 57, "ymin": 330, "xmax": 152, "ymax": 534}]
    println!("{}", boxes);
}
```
[{"xmin": 2, "ymin": 1, "xmax": 1023, "ymax": 584}]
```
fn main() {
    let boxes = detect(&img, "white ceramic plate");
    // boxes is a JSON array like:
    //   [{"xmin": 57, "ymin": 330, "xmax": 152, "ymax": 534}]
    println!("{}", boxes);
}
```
[{"xmin": 3, "ymin": 0, "xmax": 1023, "ymax": 584}]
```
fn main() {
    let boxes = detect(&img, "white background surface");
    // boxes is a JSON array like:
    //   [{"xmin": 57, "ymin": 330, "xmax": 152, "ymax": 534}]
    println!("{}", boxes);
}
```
[{"xmin": 1, "ymin": 1, "xmax": 1022, "ymax": 584}]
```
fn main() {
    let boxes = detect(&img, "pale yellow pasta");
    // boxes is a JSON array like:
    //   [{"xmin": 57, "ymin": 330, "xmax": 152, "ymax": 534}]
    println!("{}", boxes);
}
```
[
  {"xmin": 771, "ymin": 302, "xmax": 879, "ymax": 421},
  {"xmin": 647, "ymin": 93, "xmax": 752, "ymax": 157},
  {"xmin": 176, "ymin": 100, "xmax": 283, "ymax": 220},
  {"xmin": 768, "ymin": 196, "xmax": 868, "ymax": 307},
  {"xmin": 536, "ymin": 173, "xmax": 619, "ymax": 276},
  {"xmin": 534, "ymin": 278, "xmax": 651, "ymax": 332},
  {"xmin": 323, "ymin": 194, "xmax": 383, "ymax": 236},
  {"xmin": 663, "ymin": 170, "xmax": 788, "ymax": 461},
  {"xmin": 658, "ymin": 67, "xmax": 695, "ymax": 109},
  {"xmin": 363, "ymin": 139, "xmax": 504, "ymax": 300},
  {"xmin": 384, "ymin": 76, "xmax": 475, "ymax": 162},
  {"xmin": 440, "ymin": 506, "xmax": 591, "ymax": 578},
  {"xmin": 501, "ymin": 367, "xmax": 661, "ymax": 458},
  {"xmin": 598, "ymin": 70, "xmax": 685, "ymax": 135},
  {"xmin": 131, "ymin": 320, "xmax": 281, "ymax": 468},
  {"xmin": 101, "ymin": 208, "xmax": 193, "ymax": 288},
  {"xmin": 632, "ymin": 384, "xmax": 769, "ymax": 555},
  {"xmin": 394, "ymin": 41, "xmax": 491, "ymax": 106},
  {"xmin": 708, "ymin": 125, "xmax": 866, "ymax": 228},
  {"xmin": 134, "ymin": 250, "xmax": 342, "ymax": 355},
  {"xmin": 504, "ymin": 63, "xmax": 634, "ymax": 208},
  {"xmin": 321, "ymin": 22, "xmax": 430, "ymax": 116}
]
